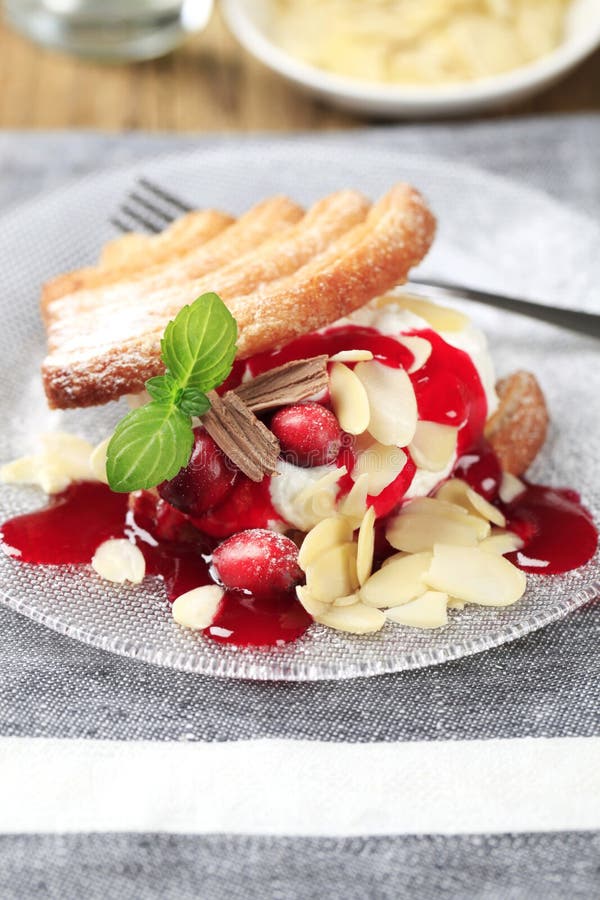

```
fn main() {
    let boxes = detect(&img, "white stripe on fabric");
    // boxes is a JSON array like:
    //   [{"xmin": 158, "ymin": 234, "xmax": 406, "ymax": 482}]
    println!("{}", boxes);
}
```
[{"xmin": 0, "ymin": 736, "xmax": 598, "ymax": 835}]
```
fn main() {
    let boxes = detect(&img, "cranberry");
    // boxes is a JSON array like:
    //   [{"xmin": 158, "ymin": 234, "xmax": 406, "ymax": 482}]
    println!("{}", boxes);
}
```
[
  {"xmin": 211, "ymin": 529, "xmax": 303, "ymax": 599},
  {"xmin": 158, "ymin": 428, "xmax": 237, "ymax": 516},
  {"xmin": 271, "ymin": 402, "xmax": 342, "ymax": 467},
  {"xmin": 190, "ymin": 475, "xmax": 283, "ymax": 539}
]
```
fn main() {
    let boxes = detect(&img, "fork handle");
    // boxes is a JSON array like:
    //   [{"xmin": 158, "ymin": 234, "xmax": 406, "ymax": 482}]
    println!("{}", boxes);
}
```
[{"xmin": 409, "ymin": 278, "xmax": 600, "ymax": 340}]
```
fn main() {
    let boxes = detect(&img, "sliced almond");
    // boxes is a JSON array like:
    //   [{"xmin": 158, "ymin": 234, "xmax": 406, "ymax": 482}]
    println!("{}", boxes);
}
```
[
  {"xmin": 392, "ymin": 294, "xmax": 470, "ymax": 332},
  {"xmin": 294, "ymin": 466, "xmax": 347, "ymax": 522},
  {"xmin": 354, "ymin": 360, "xmax": 417, "ymax": 446},
  {"xmin": 1, "ymin": 455, "xmax": 44, "ymax": 487},
  {"xmin": 296, "ymin": 585, "xmax": 330, "ymax": 618},
  {"xmin": 1, "ymin": 432, "xmax": 97, "ymax": 494},
  {"xmin": 298, "ymin": 516, "xmax": 354, "ymax": 571},
  {"xmin": 447, "ymin": 597, "xmax": 466, "ymax": 610},
  {"xmin": 409, "ymin": 421, "xmax": 458, "ymax": 472},
  {"xmin": 333, "ymin": 592, "xmax": 361, "ymax": 608},
  {"xmin": 434, "ymin": 478, "xmax": 472, "ymax": 507},
  {"xmin": 479, "ymin": 531, "xmax": 524, "ymax": 556},
  {"xmin": 499, "ymin": 472, "xmax": 526, "ymax": 504},
  {"xmin": 398, "ymin": 336, "xmax": 432, "ymax": 373},
  {"xmin": 352, "ymin": 442, "xmax": 407, "ymax": 497},
  {"xmin": 329, "ymin": 349, "xmax": 374, "ymax": 363},
  {"xmin": 90, "ymin": 436, "xmax": 111, "ymax": 485},
  {"xmin": 305, "ymin": 542, "xmax": 359, "ymax": 602},
  {"xmin": 329, "ymin": 362, "xmax": 370, "ymax": 435},
  {"xmin": 386, "ymin": 591, "xmax": 448, "ymax": 629},
  {"xmin": 405, "ymin": 496, "xmax": 491, "ymax": 540},
  {"xmin": 466, "ymin": 488, "xmax": 506, "ymax": 528},
  {"xmin": 356, "ymin": 506, "xmax": 376, "ymax": 586},
  {"xmin": 91, "ymin": 539, "xmax": 146, "ymax": 585},
  {"xmin": 316, "ymin": 602, "xmax": 386, "ymax": 634},
  {"xmin": 386, "ymin": 511, "xmax": 480, "ymax": 554},
  {"xmin": 360, "ymin": 551, "xmax": 432, "ymax": 608},
  {"xmin": 381, "ymin": 551, "xmax": 408, "ymax": 568},
  {"xmin": 425, "ymin": 544, "xmax": 527, "ymax": 607},
  {"xmin": 40, "ymin": 433, "xmax": 96, "ymax": 482},
  {"xmin": 337, "ymin": 473, "xmax": 369, "ymax": 525},
  {"xmin": 435, "ymin": 479, "xmax": 503, "ymax": 530},
  {"xmin": 172, "ymin": 584, "xmax": 224, "ymax": 630}
]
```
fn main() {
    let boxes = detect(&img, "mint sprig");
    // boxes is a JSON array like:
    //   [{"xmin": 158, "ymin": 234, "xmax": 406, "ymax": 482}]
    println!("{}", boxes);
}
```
[{"xmin": 106, "ymin": 292, "xmax": 237, "ymax": 493}]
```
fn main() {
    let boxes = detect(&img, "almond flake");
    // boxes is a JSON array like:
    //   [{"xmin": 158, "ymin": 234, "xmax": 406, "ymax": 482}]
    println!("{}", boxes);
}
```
[
  {"xmin": 305, "ymin": 542, "xmax": 359, "ymax": 602},
  {"xmin": 91, "ymin": 539, "xmax": 145, "ymax": 584},
  {"xmin": 424, "ymin": 544, "xmax": 527, "ymax": 606},
  {"xmin": 294, "ymin": 466, "xmax": 347, "ymax": 522},
  {"xmin": 356, "ymin": 506, "xmax": 376, "ymax": 586},
  {"xmin": 479, "ymin": 532, "xmax": 524, "ymax": 555},
  {"xmin": 435, "ymin": 478, "xmax": 505, "ymax": 528},
  {"xmin": 354, "ymin": 360, "xmax": 417, "ymax": 446},
  {"xmin": 90, "ymin": 437, "xmax": 110, "ymax": 484},
  {"xmin": 1, "ymin": 432, "xmax": 97, "ymax": 494},
  {"xmin": 329, "ymin": 349, "xmax": 374, "ymax": 363},
  {"xmin": 404, "ymin": 496, "xmax": 491, "ymax": 540},
  {"xmin": 392, "ymin": 294, "xmax": 470, "ymax": 332},
  {"xmin": 172, "ymin": 585, "xmax": 224, "ymax": 630},
  {"xmin": 360, "ymin": 551, "xmax": 432, "ymax": 608},
  {"xmin": 315, "ymin": 602, "xmax": 386, "ymax": 634},
  {"xmin": 466, "ymin": 487, "xmax": 506, "ymax": 528},
  {"xmin": 386, "ymin": 591, "xmax": 448, "ymax": 628},
  {"xmin": 333, "ymin": 593, "xmax": 361, "ymax": 608},
  {"xmin": 409, "ymin": 421, "xmax": 458, "ymax": 472},
  {"xmin": 398, "ymin": 336, "xmax": 432, "ymax": 373},
  {"xmin": 499, "ymin": 472, "xmax": 526, "ymax": 504},
  {"xmin": 298, "ymin": 516, "xmax": 354, "ymax": 570},
  {"xmin": 40, "ymin": 433, "xmax": 96, "ymax": 481},
  {"xmin": 386, "ymin": 512, "xmax": 480, "ymax": 554},
  {"xmin": 352, "ymin": 442, "xmax": 407, "ymax": 496},
  {"xmin": 447, "ymin": 597, "xmax": 466, "ymax": 610},
  {"xmin": 296, "ymin": 585, "xmax": 330, "ymax": 617},
  {"xmin": 329, "ymin": 362, "xmax": 370, "ymax": 435},
  {"xmin": 381, "ymin": 551, "xmax": 408, "ymax": 568},
  {"xmin": 337, "ymin": 473, "xmax": 369, "ymax": 525}
]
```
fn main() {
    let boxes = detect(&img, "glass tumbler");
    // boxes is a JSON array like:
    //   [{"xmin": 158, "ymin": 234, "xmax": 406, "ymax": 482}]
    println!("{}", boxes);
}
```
[{"xmin": 4, "ymin": 0, "xmax": 213, "ymax": 61}]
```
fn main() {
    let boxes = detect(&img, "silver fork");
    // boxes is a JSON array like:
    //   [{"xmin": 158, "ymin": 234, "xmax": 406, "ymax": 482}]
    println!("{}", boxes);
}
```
[
  {"xmin": 112, "ymin": 181, "xmax": 600, "ymax": 340},
  {"xmin": 110, "ymin": 178, "xmax": 193, "ymax": 234}
]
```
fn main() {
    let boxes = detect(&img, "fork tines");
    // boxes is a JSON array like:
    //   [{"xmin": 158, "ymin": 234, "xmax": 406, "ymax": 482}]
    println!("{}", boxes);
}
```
[{"xmin": 110, "ymin": 177, "xmax": 193, "ymax": 234}]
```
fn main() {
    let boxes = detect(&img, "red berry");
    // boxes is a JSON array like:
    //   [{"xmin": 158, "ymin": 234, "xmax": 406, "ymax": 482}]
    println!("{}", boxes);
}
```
[
  {"xmin": 158, "ymin": 428, "xmax": 237, "ymax": 516},
  {"xmin": 271, "ymin": 402, "xmax": 342, "ymax": 467},
  {"xmin": 190, "ymin": 475, "xmax": 283, "ymax": 539},
  {"xmin": 211, "ymin": 529, "xmax": 303, "ymax": 599}
]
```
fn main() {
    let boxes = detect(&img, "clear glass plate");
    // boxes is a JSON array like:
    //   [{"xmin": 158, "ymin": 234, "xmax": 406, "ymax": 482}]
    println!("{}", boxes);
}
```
[{"xmin": 0, "ymin": 143, "xmax": 598, "ymax": 680}]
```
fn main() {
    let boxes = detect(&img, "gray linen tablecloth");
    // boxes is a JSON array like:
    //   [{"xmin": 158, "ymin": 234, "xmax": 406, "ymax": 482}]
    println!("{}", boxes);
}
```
[{"xmin": 0, "ymin": 116, "xmax": 599, "ymax": 900}]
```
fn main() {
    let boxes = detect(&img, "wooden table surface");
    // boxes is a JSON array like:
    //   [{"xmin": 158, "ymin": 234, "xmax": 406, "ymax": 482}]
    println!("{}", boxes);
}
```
[{"xmin": 1, "ymin": 8, "xmax": 599, "ymax": 131}]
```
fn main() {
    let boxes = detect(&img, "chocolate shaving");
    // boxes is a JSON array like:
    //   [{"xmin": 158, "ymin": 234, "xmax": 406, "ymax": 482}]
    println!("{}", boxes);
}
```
[
  {"xmin": 233, "ymin": 356, "xmax": 329, "ymax": 412},
  {"xmin": 203, "ymin": 390, "xmax": 280, "ymax": 483}
]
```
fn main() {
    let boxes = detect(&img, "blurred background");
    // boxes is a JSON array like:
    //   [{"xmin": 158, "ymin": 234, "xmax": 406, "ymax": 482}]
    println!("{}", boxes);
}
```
[{"xmin": 0, "ymin": 0, "xmax": 599, "ymax": 132}]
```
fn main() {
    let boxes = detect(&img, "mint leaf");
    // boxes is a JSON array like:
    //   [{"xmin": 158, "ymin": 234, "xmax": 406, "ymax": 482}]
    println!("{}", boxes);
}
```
[
  {"xmin": 106, "ymin": 292, "xmax": 237, "ymax": 494},
  {"xmin": 145, "ymin": 375, "xmax": 176, "ymax": 402},
  {"xmin": 106, "ymin": 402, "xmax": 194, "ymax": 493},
  {"xmin": 178, "ymin": 387, "xmax": 211, "ymax": 418},
  {"xmin": 161, "ymin": 292, "xmax": 237, "ymax": 394}
]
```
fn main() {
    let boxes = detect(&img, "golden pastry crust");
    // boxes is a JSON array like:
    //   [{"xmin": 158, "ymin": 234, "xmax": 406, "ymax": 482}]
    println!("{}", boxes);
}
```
[
  {"xmin": 485, "ymin": 370, "xmax": 549, "ymax": 475},
  {"xmin": 41, "ymin": 209, "xmax": 235, "ymax": 309},
  {"xmin": 42, "ymin": 183, "xmax": 436, "ymax": 409}
]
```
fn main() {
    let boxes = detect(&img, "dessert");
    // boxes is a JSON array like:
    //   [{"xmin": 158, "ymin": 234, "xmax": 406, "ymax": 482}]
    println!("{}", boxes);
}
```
[{"xmin": 1, "ymin": 184, "xmax": 597, "ymax": 649}]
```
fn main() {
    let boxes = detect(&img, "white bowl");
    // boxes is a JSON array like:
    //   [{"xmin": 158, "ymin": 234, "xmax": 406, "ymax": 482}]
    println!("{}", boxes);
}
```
[{"xmin": 222, "ymin": 0, "xmax": 600, "ymax": 118}]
